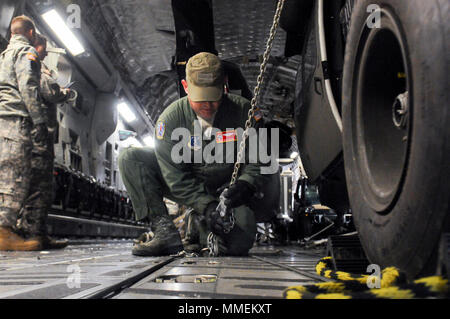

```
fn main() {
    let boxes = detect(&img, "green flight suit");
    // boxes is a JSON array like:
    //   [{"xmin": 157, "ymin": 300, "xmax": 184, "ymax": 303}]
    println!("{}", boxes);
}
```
[{"xmin": 119, "ymin": 94, "xmax": 280, "ymax": 255}]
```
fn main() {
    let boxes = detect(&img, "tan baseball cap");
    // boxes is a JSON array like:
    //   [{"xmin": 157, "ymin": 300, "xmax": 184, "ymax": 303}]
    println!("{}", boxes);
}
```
[{"xmin": 186, "ymin": 52, "xmax": 224, "ymax": 102}]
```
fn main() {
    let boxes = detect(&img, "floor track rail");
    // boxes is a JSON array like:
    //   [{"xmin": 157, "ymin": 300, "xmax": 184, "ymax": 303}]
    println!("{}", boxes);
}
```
[
  {"xmin": 250, "ymin": 255, "xmax": 332, "ymax": 283},
  {"xmin": 85, "ymin": 257, "xmax": 177, "ymax": 299}
]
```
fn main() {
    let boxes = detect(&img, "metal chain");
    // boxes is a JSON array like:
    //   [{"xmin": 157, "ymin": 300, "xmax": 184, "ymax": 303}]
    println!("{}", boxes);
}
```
[
  {"xmin": 207, "ymin": 232, "xmax": 218, "ymax": 257},
  {"xmin": 229, "ymin": 0, "xmax": 285, "ymax": 186},
  {"xmin": 206, "ymin": 0, "xmax": 285, "ymax": 256}
]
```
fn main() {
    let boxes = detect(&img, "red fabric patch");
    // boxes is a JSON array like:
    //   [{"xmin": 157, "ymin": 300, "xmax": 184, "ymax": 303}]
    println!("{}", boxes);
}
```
[{"xmin": 216, "ymin": 130, "xmax": 237, "ymax": 143}]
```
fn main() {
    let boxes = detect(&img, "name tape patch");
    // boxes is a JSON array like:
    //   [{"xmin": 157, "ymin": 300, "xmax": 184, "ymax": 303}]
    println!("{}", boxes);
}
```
[
  {"xmin": 196, "ymin": 72, "xmax": 214, "ymax": 84},
  {"xmin": 216, "ymin": 130, "xmax": 237, "ymax": 144}
]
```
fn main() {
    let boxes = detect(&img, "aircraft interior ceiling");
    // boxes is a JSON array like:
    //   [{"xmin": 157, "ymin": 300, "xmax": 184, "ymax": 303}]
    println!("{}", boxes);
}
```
[{"xmin": 73, "ymin": 0, "xmax": 299, "ymax": 130}]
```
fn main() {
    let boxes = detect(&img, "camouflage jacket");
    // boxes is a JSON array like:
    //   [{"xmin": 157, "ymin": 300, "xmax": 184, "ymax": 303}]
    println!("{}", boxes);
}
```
[
  {"xmin": 0, "ymin": 34, "xmax": 45, "ymax": 125},
  {"xmin": 41, "ymin": 62, "xmax": 69, "ymax": 129}
]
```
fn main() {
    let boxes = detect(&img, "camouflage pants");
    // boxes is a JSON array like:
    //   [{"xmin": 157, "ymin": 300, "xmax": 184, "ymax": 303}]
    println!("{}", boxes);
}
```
[{"xmin": 0, "ymin": 116, "xmax": 53, "ymax": 237}]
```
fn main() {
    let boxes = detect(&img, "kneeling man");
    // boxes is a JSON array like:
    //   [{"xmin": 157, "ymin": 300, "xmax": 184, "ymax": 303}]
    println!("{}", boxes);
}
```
[{"xmin": 119, "ymin": 52, "xmax": 279, "ymax": 256}]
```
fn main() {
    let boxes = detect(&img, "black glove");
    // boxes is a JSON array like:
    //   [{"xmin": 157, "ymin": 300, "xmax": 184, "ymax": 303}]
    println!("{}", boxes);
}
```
[
  {"xmin": 204, "ymin": 201, "xmax": 224, "ymax": 235},
  {"xmin": 222, "ymin": 180, "xmax": 256, "ymax": 208},
  {"xmin": 32, "ymin": 123, "xmax": 49, "ymax": 144}
]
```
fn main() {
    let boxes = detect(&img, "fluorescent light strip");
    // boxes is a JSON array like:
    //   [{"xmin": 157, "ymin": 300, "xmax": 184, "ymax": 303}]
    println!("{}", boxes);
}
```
[
  {"xmin": 143, "ymin": 136, "xmax": 155, "ymax": 148},
  {"xmin": 129, "ymin": 137, "xmax": 142, "ymax": 148},
  {"xmin": 117, "ymin": 102, "xmax": 136, "ymax": 123},
  {"xmin": 42, "ymin": 9, "xmax": 85, "ymax": 56}
]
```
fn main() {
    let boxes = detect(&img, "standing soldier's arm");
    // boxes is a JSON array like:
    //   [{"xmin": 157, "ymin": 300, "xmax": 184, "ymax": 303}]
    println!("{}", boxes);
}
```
[
  {"xmin": 15, "ymin": 48, "xmax": 46, "ymax": 125},
  {"xmin": 41, "ymin": 67, "xmax": 69, "ymax": 104}
]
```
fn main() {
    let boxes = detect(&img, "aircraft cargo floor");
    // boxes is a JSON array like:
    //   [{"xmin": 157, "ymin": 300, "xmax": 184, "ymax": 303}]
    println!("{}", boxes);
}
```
[{"xmin": 0, "ymin": 242, "xmax": 328, "ymax": 299}]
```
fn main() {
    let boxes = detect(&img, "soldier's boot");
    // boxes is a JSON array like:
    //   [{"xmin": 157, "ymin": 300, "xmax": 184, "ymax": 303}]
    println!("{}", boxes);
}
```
[
  {"xmin": 0, "ymin": 227, "xmax": 42, "ymax": 251},
  {"xmin": 132, "ymin": 214, "xmax": 183, "ymax": 256},
  {"xmin": 40, "ymin": 236, "xmax": 69, "ymax": 250}
]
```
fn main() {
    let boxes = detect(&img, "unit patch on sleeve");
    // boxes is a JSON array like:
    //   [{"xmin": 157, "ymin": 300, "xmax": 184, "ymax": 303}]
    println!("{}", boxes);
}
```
[
  {"xmin": 156, "ymin": 121, "xmax": 166, "ymax": 140},
  {"xmin": 188, "ymin": 136, "xmax": 202, "ymax": 151},
  {"xmin": 27, "ymin": 52, "xmax": 38, "ymax": 62},
  {"xmin": 253, "ymin": 107, "xmax": 263, "ymax": 122}
]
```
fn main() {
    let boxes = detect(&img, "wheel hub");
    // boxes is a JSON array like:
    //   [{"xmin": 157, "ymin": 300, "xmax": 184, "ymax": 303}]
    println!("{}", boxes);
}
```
[{"xmin": 393, "ymin": 91, "xmax": 409, "ymax": 130}]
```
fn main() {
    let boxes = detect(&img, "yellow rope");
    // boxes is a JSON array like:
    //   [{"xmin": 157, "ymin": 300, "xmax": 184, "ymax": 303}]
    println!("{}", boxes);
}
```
[{"xmin": 284, "ymin": 257, "xmax": 449, "ymax": 299}]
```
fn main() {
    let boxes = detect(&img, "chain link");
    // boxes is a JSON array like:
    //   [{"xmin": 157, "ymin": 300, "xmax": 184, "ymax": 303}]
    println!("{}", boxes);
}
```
[
  {"xmin": 230, "ymin": 0, "xmax": 285, "ymax": 186},
  {"xmin": 207, "ymin": 232, "xmax": 218, "ymax": 257}
]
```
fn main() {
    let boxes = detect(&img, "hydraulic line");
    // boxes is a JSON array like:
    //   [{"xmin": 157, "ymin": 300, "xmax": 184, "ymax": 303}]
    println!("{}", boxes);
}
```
[{"xmin": 318, "ymin": 0, "xmax": 343, "ymax": 132}]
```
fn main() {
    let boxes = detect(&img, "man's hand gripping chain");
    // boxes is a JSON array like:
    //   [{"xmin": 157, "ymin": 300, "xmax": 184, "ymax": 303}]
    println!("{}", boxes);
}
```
[
  {"xmin": 215, "ymin": 188, "xmax": 235, "ymax": 234},
  {"xmin": 206, "ymin": 189, "xmax": 235, "ymax": 257}
]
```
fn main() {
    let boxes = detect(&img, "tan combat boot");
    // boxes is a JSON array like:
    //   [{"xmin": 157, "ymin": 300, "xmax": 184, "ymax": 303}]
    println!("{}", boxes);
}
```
[{"xmin": 0, "ymin": 227, "xmax": 42, "ymax": 251}]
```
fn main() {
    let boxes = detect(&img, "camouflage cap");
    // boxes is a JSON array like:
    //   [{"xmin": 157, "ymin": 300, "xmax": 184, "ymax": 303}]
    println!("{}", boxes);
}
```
[{"xmin": 186, "ymin": 52, "xmax": 224, "ymax": 102}]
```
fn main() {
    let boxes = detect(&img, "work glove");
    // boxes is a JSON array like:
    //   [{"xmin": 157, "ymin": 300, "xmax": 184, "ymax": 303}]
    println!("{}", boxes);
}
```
[
  {"xmin": 204, "ymin": 201, "xmax": 224, "ymax": 235},
  {"xmin": 32, "ymin": 123, "xmax": 49, "ymax": 144},
  {"xmin": 222, "ymin": 180, "xmax": 256, "ymax": 208}
]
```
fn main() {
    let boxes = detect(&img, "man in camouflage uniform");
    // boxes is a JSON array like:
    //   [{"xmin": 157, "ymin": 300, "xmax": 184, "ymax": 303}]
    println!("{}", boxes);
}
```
[
  {"xmin": 33, "ymin": 34, "xmax": 70, "ymax": 249},
  {"xmin": 0, "ymin": 16, "xmax": 65, "ymax": 251},
  {"xmin": 119, "ymin": 52, "xmax": 279, "ymax": 256}
]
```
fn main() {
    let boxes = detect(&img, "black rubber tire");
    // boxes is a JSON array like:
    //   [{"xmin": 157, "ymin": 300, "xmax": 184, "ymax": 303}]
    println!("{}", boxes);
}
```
[{"xmin": 342, "ymin": 0, "xmax": 450, "ymax": 278}]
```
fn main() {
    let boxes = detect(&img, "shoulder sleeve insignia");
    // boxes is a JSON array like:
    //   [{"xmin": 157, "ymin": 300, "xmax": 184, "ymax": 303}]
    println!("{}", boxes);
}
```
[
  {"xmin": 26, "ymin": 52, "xmax": 38, "ymax": 62},
  {"xmin": 156, "ymin": 121, "xmax": 166, "ymax": 140},
  {"xmin": 188, "ymin": 135, "xmax": 202, "ymax": 151},
  {"xmin": 253, "ymin": 107, "xmax": 263, "ymax": 122}
]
